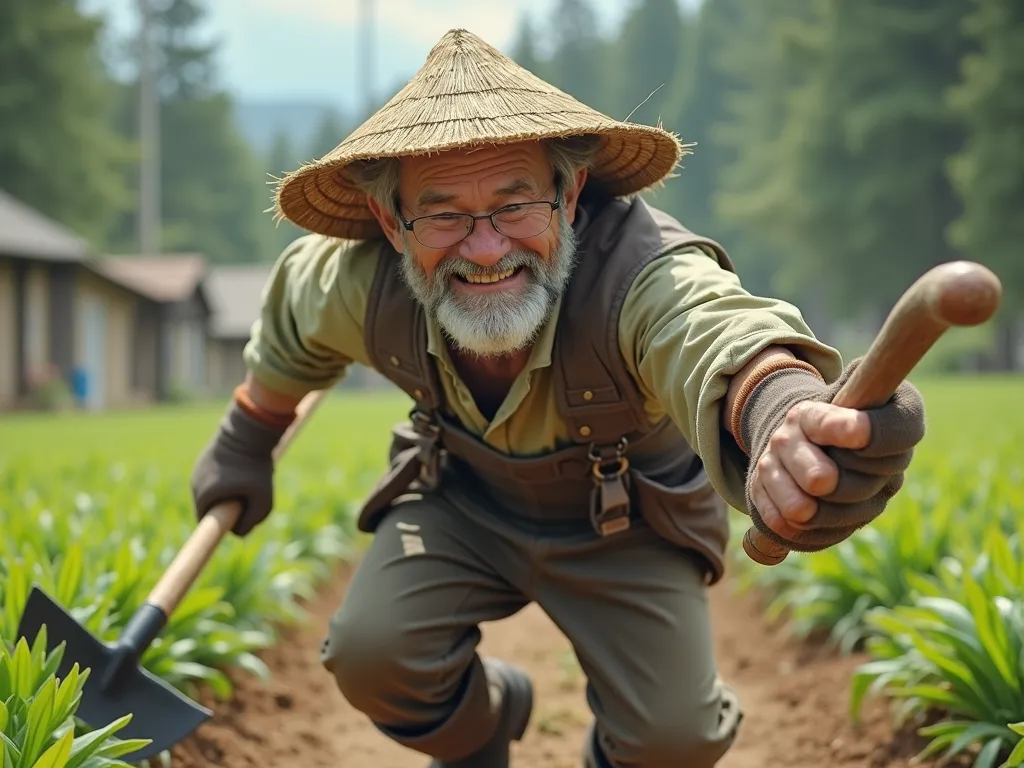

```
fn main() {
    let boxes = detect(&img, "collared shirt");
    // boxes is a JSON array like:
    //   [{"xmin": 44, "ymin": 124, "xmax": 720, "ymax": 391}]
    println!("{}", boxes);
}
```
[{"xmin": 244, "ymin": 227, "xmax": 844, "ymax": 513}]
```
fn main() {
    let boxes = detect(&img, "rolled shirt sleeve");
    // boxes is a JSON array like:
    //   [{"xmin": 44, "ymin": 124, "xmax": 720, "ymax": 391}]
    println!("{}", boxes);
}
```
[
  {"xmin": 618, "ymin": 244, "xmax": 845, "ymax": 514},
  {"xmin": 243, "ymin": 234, "xmax": 380, "ymax": 398}
]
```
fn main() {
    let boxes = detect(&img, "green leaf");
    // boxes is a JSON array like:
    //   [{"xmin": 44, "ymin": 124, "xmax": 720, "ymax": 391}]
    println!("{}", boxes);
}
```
[
  {"xmin": 26, "ymin": 729, "xmax": 72, "ymax": 768},
  {"xmin": 0, "ymin": 733, "xmax": 20, "ymax": 765},
  {"xmin": 1001, "ymin": 733, "xmax": 1024, "ymax": 767},
  {"xmin": 20, "ymin": 675, "xmax": 57, "ymax": 767},
  {"xmin": 975, "ymin": 737, "xmax": 1005, "ymax": 768},
  {"xmin": 55, "ymin": 546, "xmax": 84, "ymax": 608},
  {"xmin": 50, "ymin": 665, "xmax": 84, "ymax": 726},
  {"xmin": 64, "ymin": 714, "xmax": 136, "ymax": 768},
  {"xmin": 10, "ymin": 639, "xmax": 33, "ymax": 700}
]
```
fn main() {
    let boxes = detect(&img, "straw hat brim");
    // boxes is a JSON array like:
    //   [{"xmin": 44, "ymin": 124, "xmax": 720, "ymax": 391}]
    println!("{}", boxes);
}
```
[{"xmin": 272, "ymin": 30, "xmax": 688, "ymax": 241}]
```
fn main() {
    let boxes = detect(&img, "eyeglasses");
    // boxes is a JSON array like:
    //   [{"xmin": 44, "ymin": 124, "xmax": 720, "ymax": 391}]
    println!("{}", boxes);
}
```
[{"xmin": 396, "ymin": 190, "xmax": 562, "ymax": 249}]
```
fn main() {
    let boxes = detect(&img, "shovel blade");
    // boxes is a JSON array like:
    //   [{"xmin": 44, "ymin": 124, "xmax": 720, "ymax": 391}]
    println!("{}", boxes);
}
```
[{"xmin": 17, "ymin": 585, "xmax": 212, "ymax": 761}]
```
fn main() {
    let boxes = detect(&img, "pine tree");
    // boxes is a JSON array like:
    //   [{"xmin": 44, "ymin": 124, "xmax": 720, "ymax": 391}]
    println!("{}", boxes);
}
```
[
  {"xmin": 713, "ymin": 1, "xmax": 821, "ymax": 303},
  {"xmin": 0, "ymin": 0, "xmax": 132, "ymax": 245},
  {"xmin": 306, "ymin": 108, "xmax": 348, "ymax": 162},
  {"xmin": 263, "ymin": 129, "xmax": 305, "ymax": 259},
  {"xmin": 821, "ymin": 1, "xmax": 973, "ymax": 317},
  {"xmin": 509, "ymin": 15, "xmax": 546, "ymax": 78},
  {"xmin": 545, "ymin": 0, "xmax": 616, "ymax": 115},
  {"xmin": 612, "ymin": 0, "xmax": 688, "ymax": 124},
  {"xmin": 107, "ymin": 0, "xmax": 269, "ymax": 263},
  {"xmin": 947, "ymin": 0, "xmax": 1024, "ymax": 367},
  {"xmin": 716, "ymin": 0, "xmax": 973, "ymax": 322}
]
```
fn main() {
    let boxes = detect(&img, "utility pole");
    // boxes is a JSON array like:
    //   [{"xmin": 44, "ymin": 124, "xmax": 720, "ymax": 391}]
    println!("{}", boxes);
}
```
[
  {"xmin": 138, "ymin": 0, "xmax": 160, "ymax": 254},
  {"xmin": 359, "ymin": 0, "xmax": 374, "ymax": 120}
]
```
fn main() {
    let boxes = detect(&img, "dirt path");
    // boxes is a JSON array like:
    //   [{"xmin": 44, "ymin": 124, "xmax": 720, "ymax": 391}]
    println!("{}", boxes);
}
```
[{"xmin": 171, "ymin": 561, "xmax": 936, "ymax": 768}]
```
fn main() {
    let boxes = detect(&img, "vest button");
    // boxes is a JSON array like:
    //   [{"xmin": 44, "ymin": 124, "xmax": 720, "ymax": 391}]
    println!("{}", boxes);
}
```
[
  {"xmin": 583, "ymin": 390, "xmax": 594, "ymax": 401},
  {"xmin": 390, "ymin": 356, "xmax": 400, "ymax": 366},
  {"xmin": 580, "ymin": 425, "xmax": 592, "ymax": 437},
  {"xmin": 414, "ymin": 388, "xmax": 423, "ymax": 399}
]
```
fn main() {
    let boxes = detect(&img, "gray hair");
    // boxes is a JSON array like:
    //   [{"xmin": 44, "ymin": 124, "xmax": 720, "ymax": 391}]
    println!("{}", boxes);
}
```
[{"xmin": 343, "ymin": 134, "xmax": 604, "ymax": 219}]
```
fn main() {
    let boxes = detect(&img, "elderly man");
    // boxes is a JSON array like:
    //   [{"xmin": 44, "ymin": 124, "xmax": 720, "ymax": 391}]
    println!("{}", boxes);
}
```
[{"xmin": 191, "ymin": 28, "xmax": 925, "ymax": 768}]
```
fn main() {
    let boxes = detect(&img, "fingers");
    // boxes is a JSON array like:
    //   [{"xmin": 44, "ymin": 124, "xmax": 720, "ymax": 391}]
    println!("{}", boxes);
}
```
[
  {"xmin": 755, "ymin": 449, "xmax": 818, "ymax": 527},
  {"xmin": 749, "ymin": 465, "xmax": 812, "ymax": 540},
  {"xmin": 795, "ymin": 400, "xmax": 872, "ymax": 450},
  {"xmin": 771, "ymin": 411, "xmax": 840, "ymax": 497}
]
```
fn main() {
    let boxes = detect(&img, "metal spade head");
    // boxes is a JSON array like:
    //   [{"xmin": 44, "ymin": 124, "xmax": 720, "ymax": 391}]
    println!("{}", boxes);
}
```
[{"xmin": 17, "ymin": 585, "xmax": 212, "ymax": 762}]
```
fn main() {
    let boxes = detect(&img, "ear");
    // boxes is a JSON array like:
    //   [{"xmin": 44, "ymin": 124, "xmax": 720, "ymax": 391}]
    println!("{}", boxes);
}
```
[
  {"xmin": 367, "ymin": 195, "xmax": 405, "ymax": 253},
  {"xmin": 561, "ymin": 167, "xmax": 589, "ymax": 225}
]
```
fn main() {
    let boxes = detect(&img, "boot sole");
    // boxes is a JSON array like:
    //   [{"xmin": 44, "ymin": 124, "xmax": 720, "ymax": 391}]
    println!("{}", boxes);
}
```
[{"xmin": 504, "ymin": 668, "xmax": 534, "ymax": 742}]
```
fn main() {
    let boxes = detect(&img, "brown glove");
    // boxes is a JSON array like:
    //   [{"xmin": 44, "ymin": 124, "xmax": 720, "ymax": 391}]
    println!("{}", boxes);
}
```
[
  {"xmin": 738, "ymin": 357, "xmax": 926, "ymax": 552},
  {"xmin": 190, "ymin": 400, "xmax": 289, "ymax": 536}
]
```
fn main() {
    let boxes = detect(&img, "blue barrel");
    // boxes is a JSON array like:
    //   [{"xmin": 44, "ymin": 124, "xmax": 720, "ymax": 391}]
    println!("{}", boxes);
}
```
[{"xmin": 70, "ymin": 366, "xmax": 89, "ymax": 405}]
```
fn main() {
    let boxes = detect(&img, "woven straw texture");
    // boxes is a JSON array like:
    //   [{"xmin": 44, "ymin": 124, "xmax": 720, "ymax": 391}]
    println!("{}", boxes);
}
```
[{"xmin": 273, "ymin": 28, "xmax": 686, "ymax": 240}]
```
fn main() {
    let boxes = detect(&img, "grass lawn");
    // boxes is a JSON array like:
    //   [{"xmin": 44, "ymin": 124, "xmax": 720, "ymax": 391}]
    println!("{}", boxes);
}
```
[
  {"xmin": 1, "ymin": 372, "xmax": 1018, "ymax": 464},
  {"xmin": 0, "ymin": 390, "xmax": 414, "ymax": 474}
]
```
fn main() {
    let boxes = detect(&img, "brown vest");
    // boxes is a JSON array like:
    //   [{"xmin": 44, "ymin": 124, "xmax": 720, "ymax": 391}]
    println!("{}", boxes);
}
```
[{"xmin": 357, "ymin": 192, "xmax": 736, "ymax": 584}]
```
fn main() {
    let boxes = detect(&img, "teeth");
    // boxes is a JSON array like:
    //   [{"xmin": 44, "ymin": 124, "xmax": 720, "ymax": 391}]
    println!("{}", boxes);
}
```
[{"xmin": 464, "ymin": 268, "xmax": 515, "ymax": 284}]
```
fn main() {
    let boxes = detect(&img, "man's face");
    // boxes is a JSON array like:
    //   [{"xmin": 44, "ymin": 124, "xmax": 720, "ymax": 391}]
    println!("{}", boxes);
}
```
[{"xmin": 370, "ymin": 141, "xmax": 587, "ymax": 358}]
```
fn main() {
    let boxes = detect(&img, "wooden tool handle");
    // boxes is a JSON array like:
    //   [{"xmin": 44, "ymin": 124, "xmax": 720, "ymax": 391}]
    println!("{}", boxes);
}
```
[
  {"xmin": 742, "ymin": 260, "xmax": 1002, "ymax": 566},
  {"xmin": 147, "ymin": 388, "xmax": 329, "ymax": 615}
]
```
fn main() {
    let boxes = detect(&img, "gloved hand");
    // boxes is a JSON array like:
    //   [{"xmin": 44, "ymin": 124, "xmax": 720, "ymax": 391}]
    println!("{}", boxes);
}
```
[
  {"xmin": 738, "ymin": 357, "xmax": 926, "ymax": 552},
  {"xmin": 190, "ymin": 400, "xmax": 289, "ymax": 536}
]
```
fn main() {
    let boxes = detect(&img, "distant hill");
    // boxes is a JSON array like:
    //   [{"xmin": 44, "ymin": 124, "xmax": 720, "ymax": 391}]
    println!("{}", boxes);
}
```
[{"xmin": 232, "ymin": 99, "xmax": 351, "ymax": 157}]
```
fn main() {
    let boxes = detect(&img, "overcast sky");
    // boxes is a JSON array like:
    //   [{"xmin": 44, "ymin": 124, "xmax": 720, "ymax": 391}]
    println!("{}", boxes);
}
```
[{"xmin": 83, "ymin": 0, "xmax": 695, "ymax": 113}]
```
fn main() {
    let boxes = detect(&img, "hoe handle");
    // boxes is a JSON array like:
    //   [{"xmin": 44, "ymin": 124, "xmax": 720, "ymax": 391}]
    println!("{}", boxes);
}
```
[
  {"xmin": 741, "ymin": 260, "xmax": 1002, "ymax": 567},
  {"xmin": 147, "ymin": 388, "xmax": 329, "ymax": 615}
]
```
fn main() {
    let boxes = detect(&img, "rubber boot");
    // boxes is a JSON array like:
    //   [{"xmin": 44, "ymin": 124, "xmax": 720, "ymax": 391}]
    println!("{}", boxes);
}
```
[
  {"xmin": 580, "ymin": 722, "xmax": 614, "ymax": 768},
  {"xmin": 428, "ymin": 658, "xmax": 533, "ymax": 768}
]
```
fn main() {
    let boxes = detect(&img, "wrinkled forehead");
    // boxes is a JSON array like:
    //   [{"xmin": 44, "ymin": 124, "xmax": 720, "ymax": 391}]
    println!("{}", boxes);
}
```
[{"xmin": 398, "ymin": 141, "xmax": 556, "ymax": 211}]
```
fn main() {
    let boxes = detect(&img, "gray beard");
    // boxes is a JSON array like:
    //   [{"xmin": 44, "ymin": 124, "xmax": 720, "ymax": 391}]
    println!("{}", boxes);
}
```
[{"xmin": 399, "ymin": 208, "xmax": 578, "ymax": 358}]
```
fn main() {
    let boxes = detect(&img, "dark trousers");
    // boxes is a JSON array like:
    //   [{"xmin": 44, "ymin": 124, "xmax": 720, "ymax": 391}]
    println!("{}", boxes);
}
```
[{"xmin": 320, "ymin": 488, "xmax": 743, "ymax": 767}]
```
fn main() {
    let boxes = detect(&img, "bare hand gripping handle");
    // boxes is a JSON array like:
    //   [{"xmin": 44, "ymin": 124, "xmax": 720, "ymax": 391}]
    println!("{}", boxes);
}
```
[{"xmin": 741, "ymin": 260, "xmax": 1003, "ymax": 567}]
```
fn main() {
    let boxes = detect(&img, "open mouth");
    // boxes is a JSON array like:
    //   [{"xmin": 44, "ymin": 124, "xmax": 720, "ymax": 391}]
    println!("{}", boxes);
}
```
[{"xmin": 456, "ymin": 266, "xmax": 525, "ymax": 285}]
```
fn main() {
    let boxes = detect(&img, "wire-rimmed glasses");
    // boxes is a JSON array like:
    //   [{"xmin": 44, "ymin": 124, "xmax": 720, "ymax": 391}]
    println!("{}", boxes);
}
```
[{"xmin": 396, "ymin": 191, "xmax": 562, "ymax": 249}]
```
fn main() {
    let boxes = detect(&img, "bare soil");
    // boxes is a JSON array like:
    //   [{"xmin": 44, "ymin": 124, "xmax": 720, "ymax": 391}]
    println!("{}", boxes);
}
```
[{"xmin": 170, "ymin": 561, "xmax": 945, "ymax": 768}]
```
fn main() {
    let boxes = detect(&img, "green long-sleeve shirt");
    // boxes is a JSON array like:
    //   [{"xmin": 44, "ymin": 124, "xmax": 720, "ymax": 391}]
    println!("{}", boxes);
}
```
[{"xmin": 244, "ymin": 232, "xmax": 844, "ymax": 513}]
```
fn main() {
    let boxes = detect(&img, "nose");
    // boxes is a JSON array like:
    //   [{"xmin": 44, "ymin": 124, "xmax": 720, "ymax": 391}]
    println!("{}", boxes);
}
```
[{"xmin": 455, "ymin": 217, "xmax": 508, "ymax": 268}]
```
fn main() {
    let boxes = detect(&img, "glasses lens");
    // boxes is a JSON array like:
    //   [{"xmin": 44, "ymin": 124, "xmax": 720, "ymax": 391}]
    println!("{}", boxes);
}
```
[
  {"xmin": 493, "ymin": 203, "xmax": 552, "ymax": 239},
  {"xmin": 413, "ymin": 215, "xmax": 473, "ymax": 249}
]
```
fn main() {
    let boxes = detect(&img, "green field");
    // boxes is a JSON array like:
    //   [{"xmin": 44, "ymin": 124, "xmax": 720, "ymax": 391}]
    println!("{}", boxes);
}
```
[
  {"xmin": 0, "ymin": 391, "xmax": 413, "ymax": 469},
  {"xmin": 730, "ymin": 375, "xmax": 1024, "ymax": 767},
  {"xmin": 1, "ymin": 374, "xmax": 1022, "ymax": 766},
  {"xmin": 0, "ymin": 391, "xmax": 412, "ymax": 767}
]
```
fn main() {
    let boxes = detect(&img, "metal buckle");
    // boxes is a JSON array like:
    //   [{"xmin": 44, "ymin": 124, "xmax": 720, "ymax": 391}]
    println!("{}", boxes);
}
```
[
  {"xmin": 410, "ymin": 408, "xmax": 442, "ymax": 488},
  {"xmin": 588, "ymin": 437, "xmax": 631, "ymax": 536}
]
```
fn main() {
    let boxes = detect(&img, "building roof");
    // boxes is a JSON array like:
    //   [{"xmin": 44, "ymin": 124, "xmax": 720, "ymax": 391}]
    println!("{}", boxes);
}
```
[
  {"xmin": 91, "ymin": 254, "xmax": 208, "ymax": 303},
  {"xmin": 0, "ymin": 188, "xmax": 91, "ymax": 261},
  {"xmin": 203, "ymin": 263, "xmax": 274, "ymax": 339}
]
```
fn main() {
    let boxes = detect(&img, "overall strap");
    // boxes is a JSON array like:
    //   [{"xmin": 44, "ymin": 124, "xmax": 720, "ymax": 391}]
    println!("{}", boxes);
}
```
[
  {"xmin": 552, "ymin": 196, "xmax": 734, "ymax": 535},
  {"xmin": 553, "ymin": 197, "xmax": 733, "ymax": 446},
  {"xmin": 363, "ymin": 241, "xmax": 444, "ymax": 411},
  {"xmin": 363, "ymin": 242, "xmax": 445, "ymax": 485}
]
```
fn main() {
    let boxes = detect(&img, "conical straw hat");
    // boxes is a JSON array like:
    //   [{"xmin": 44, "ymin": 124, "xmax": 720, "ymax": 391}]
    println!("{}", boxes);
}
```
[{"xmin": 273, "ymin": 28, "xmax": 687, "ymax": 241}]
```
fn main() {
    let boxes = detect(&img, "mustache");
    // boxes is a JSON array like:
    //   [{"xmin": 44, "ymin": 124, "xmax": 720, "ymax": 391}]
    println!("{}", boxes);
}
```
[{"xmin": 434, "ymin": 250, "xmax": 541, "ymax": 281}]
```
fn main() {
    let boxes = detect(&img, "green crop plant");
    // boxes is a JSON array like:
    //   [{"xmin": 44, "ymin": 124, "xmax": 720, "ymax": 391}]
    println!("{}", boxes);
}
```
[
  {"xmin": 0, "ymin": 456, "xmax": 360, "ymax": 701},
  {"xmin": 722, "ymin": 377, "xmax": 1024, "ymax": 765},
  {"xmin": 1, "ymin": 625, "xmax": 149, "ymax": 767},
  {"xmin": 726, "ymin": 378, "xmax": 1024, "ymax": 654},
  {"xmin": 0, "ymin": 392, "xmax": 412, "ymax": 764},
  {"xmin": 849, "ymin": 523, "xmax": 1024, "ymax": 767}
]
